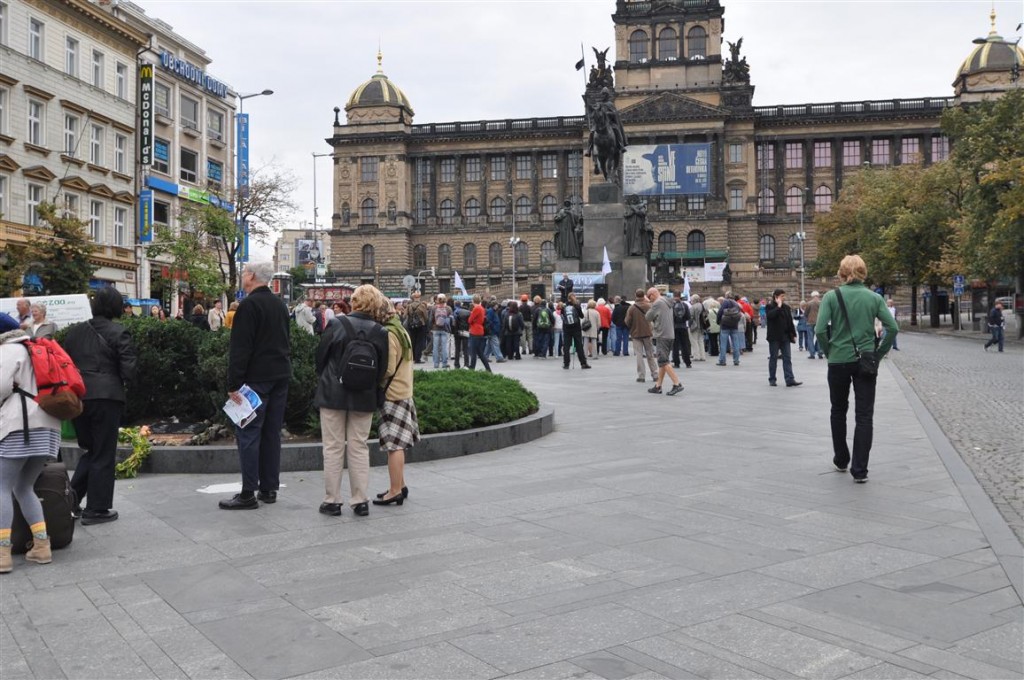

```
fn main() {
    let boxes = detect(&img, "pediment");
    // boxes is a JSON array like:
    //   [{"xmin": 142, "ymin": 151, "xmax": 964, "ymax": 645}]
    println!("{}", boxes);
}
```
[
  {"xmin": 22, "ymin": 165, "xmax": 57, "ymax": 181},
  {"xmin": 0, "ymin": 154, "xmax": 20, "ymax": 172},
  {"xmin": 89, "ymin": 183, "xmax": 116, "ymax": 198},
  {"xmin": 113, "ymin": 191, "xmax": 135, "ymax": 204},
  {"xmin": 59, "ymin": 176, "xmax": 91, "ymax": 192},
  {"xmin": 620, "ymin": 93, "xmax": 728, "ymax": 123}
]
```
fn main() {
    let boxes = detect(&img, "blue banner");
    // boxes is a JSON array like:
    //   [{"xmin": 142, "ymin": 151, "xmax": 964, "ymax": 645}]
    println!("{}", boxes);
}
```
[
  {"xmin": 138, "ymin": 190, "xmax": 153, "ymax": 242},
  {"xmin": 237, "ymin": 219, "xmax": 249, "ymax": 263},
  {"xmin": 623, "ymin": 143, "xmax": 711, "ymax": 196},
  {"xmin": 237, "ymin": 113, "xmax": 250, "ymax": 198}
]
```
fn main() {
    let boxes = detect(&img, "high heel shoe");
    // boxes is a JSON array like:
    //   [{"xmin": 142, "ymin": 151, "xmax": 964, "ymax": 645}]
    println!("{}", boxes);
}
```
[
  {"xmin": 375, "ymin": 486, "xmax": 408, "ymax": 500},
  {"xmin": 372, "ymin": 493, "xmax": 404, "ymax": 506}
]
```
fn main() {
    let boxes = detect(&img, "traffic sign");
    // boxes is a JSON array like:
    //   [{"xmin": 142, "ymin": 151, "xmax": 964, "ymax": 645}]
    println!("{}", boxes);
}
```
[
  {"xmin": 953, "ymin": 274, "xmax": 965, "ymax": 287},
  {"xmin": 402, "ymin": 274, "xmax": 417, "ymax": 290},
  {"xmin": 953, "ymin": 285, "xmax": 964, "ymax": 296}
]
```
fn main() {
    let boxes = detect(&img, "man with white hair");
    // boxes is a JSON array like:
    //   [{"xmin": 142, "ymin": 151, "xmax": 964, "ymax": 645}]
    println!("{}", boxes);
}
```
[
  {"xmin": 220, "ymin": 261, "xmax": 292, "ymax": 510},
  {"xmin": 805, "ymin": 290, "xmax": 824, "ymax": 358}
]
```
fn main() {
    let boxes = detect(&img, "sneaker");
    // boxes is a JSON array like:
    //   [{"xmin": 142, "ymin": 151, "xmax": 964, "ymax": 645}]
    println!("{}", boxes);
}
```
[
  {"xmin": 854, "ymin": 477, "xmax": 868, "ymax": 484},
  {"xmin": 769, "ymin": 381, "xmax": 777, "ymax": 387},
  {"xmin": 834, "ymin": 464, "xmax": 848, "ymax": 472},
  {"xmin": 581, "ymin": 364, "xmax": 592, "ymax": 369},
  {"xmin": 667, "ymin": 384, "xmax": 684, "ymax": 396},
  {"xmin": 636, "ymin": 378, "xmax": 645, "ymax": 383},
  {"xmin": 647, "ymin": 385, "xmax": 662, "ymax": 394},
  {"xmin": 716, "ymin": 362, "xmax": 726, "ymax": 366}
]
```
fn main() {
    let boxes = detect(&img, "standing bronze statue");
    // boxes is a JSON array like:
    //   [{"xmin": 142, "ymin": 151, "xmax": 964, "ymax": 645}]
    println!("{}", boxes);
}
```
[
  {"xmin": 624, "ymin": 195, "xmax": 652, "ymax": 257},
  {"xmin": 553, "ymin": 199, "xmax": 583, "ymax": 259},
  {"xmin": 585, "ymin": 87, "xmax": 628, "ymax": 184}
]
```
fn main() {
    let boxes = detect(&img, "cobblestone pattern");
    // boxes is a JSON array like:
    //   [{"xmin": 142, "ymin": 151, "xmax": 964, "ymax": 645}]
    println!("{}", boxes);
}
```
[{"xmin": 891, "ymin": 331, "xmax": 1023, "ymax": 542}]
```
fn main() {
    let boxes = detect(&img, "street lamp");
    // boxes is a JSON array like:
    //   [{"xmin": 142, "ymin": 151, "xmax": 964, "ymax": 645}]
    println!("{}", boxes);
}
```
[
  {"xmin": 312, "ymin": 151, "xmax": 331, "ymax": 281},
  {"xmin": 508, "ymin": 193, "xmax": 518, "ymax": 298},
  {"xmin": 234, "ymin": 89, "xmax": 272, "ymax": 274},
  {"xmin": 797, "ymin": 186, "xmax": 809, "ymax": 302}
]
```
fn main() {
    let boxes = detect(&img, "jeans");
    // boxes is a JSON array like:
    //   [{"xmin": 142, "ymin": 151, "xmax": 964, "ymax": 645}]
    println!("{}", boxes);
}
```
[
  {"xmin": 72, "ymin": 398, "xmax": 124, "ymax": 511},
  {"xmin": 768, "ymin": 339, "xmax": 795, "ymax": 384},
  {"xmin": 827, "ymin": 361, "xmax": 877, "ymax": 479},
  {"xmin": 612, "ymin": 325, "xmax": 630, "ymax": 355},
  {"xmin": 233, "ymin": 378, "xmax": 289, "ymax": 493},
  {"xmin": 807, "ymin": 331, "xmax": 821, "ymax": 357},
  {"xmin": 534, "ymin": 330, "xmax": 551, "ymax": 357},
  {"xmin": 468, "ymin": 335, "xmax": 491, "ymax": 372},
  {"xmin": 985, "ymin": 325, "xmax": 1004, "ymax": 351},
  {"xmin": 486, "ymin": 334, "xmax": 504, "ymax": 360},
  {"xmin": 796, "ymin": 321, "xmax": 807, "ymax": 349},
  {"xmin": 718, "ymin": 328, "xmax": 742, "ymax": 364},
  {"xmin": 553, "ymin": 330, "xmax": 563, "ymax": 356},
  {"xmin": 453, "ymin": 333, "xmax": 468, "ymax": 367},
  {"xmin": 433, "ymin": 330, "xmax": 450, "ymax": 367}
]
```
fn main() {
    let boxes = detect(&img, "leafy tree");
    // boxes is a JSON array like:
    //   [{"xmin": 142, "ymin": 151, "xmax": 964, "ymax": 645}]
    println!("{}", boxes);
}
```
[
  {"xmin": 288, "ymin": 264, "xmax": 310, "ymax": 286},
  {"xmin": 29, "ymin": 202, "xmax": 97, "ymax": 294},
  {"xmin": 145, "ymin": 224, "xmax": 226, "ymax": 302},
  {"xmin": 0, "ymin": 242, "xmax": 33, "ymax": 297}
]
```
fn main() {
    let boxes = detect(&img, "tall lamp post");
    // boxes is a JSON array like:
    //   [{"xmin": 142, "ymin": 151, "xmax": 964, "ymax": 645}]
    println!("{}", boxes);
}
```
[
  {"xmin": 234, "ymin": 89, "xmax": 273, "ymax": 282},
  {"xmin": 508, "ymin": 193, "xmax": 519, "ymax": 298},
  {"xmin": 797, "ymin": 186, "xmax": 810, "ymax": 302},
  {"xmin": 312, "ymin": 151, "xmax": 331, "ymax": 282}
]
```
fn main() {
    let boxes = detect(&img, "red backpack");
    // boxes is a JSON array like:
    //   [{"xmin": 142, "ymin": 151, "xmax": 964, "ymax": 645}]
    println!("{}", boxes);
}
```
[{"xmin": 14, "ymin": 338, "xmax": 87, "ymax": 426}]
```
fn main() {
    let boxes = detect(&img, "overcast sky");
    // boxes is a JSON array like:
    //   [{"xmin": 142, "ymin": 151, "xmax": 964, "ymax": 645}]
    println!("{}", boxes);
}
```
[{"xmin": 135, "ymin": 0, "xmax": 1023, "ymax": 261}]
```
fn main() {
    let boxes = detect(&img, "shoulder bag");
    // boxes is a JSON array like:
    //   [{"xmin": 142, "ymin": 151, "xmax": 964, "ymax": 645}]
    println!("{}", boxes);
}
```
[{"xmin": 834, "ymin": 289, "xmax": 878, "ymax": 376}]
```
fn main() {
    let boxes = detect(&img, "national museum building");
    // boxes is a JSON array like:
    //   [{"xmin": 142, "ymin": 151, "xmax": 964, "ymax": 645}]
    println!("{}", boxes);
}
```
[{"xmin": 324, "ymin": 0, "xmax": 1022, "ymax": 300}]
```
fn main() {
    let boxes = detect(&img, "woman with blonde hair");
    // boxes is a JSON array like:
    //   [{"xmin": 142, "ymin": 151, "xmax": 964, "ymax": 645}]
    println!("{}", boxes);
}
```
[
  {"xmin": 583, "ymin": 299, "xmax": 601, "ymax": 359},
  {"xmin": 372, "ymin": 295, "xmax": 419, "ymax": 505},
  {"xmin": 224, "ymin": 301, "xmax": 239, "ymax": 329}
]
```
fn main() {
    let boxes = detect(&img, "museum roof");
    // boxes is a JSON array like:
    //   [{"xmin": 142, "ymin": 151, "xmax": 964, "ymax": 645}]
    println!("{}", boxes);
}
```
[
  {"xmin": 345, "ymin": 51, "xmax": 414, "ymax": 115},
  {"xmin": 955, "ymin": 10, "xmax": 1023, "ymax": 82}
]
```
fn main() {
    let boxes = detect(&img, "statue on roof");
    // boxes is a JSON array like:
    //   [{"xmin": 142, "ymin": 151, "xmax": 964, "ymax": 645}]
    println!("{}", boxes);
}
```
[
  {"xmin": 723, "ymin": 37, "xmax": 751, "ymax": 84},
  {"xmin": 588, "ymin": 47, "xmax": 615, "ymax": 90}
]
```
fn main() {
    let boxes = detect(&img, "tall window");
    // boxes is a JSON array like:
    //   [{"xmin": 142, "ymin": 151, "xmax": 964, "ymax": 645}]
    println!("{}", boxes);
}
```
[
  {"xmin": 180, "ymin": 95, "xmax": 199, "ymax": 130},
  {"xmin": 759, "ymin": 234, "xmax": 776, "ymax": 261},
  {"xmin": 932, "ymin": 135, "xmax": 950, "ymax": 162},
  {"xmin": 464, "ymin": 197, "xmax": 481, "ymax": 218},
  {"xmin": 208, "ymin": 109, "xmax": 224, "ymax": 141},
  {"xmin": 361, "ymin": 157, "xmax": 379, "ymax": 182},
  {"xmin": 65, "ymin": 36, "xmax": 78, "ymax": 76},
  {"xmin": 153, "ymin": 138, "xmax": 170, "ymax": 174},
  {"xmin": 541, "ymin": 195, "xmax": 558, "ymax": 219},
  {"xmin": 114, "ymin": 206, "xmax": 127, "ymax": 246},
  {"xmin": 814, "ymin": 185, "xmax": 833, "ymax": 213},
  {"xmin": 29, "ymin": 19, "xmax": 44, "ymax": 60},
  {"xmin": 629, "ymin": 30, "xmax": 648, "ymax": 62},
  {"xmin": 0, "ymin": 3, "xmax": 7, "ymax": 47},
  {"xmin": 463, "ymin": 243, "xmax": 477, "ymax": 269},
  {"xmin": 900, "ymin": 137, "xmax": 921, "ymax": 164},
  {"xmin": 785, "ymin": 187, "xmax": 803, "ymax": 215},
  {"xmin": 729, "ymin": 187, "xmax": 744, "ymax": 211},
  {"xmin": 540, "ymin": 241, "xmax": 555, "ymax": 266},
  {"xmin": 153, "ymin": 200, "xmax": 169, "ymax": 226},
  {"xmin": 728, "ymin": 142, "xmax": 742, "ymax": 163},
  {"xmin": 567, "ymin": 151, "xmax": 582, "ymax": 178},
  {"xmin": 788, "ymin": 234, "xmax": 801, "ymax": 263},
  {"xmin": 756, "ymin": 143, "xmax": 775, "ymax": 170},
  {"xmin": 114, "ymin": 134, "xmax": 126, "ymax": 173},
  {"xmin": 27, "ymin": 183, "xmax": 44, "ymax": 226},
  {"xmin": 465, "ymin": 157, "xmax": 482, "ymax": 181},
  {"xmin": 686, "ymin": 230, "xmax": 706, "ymax": 254},
  {"xmin": 785, "ymin": 142, "xmax": 803, "ymax": 169},
  {"xmin": 413, "ymin": 159, "xmax": 432, "ymax": 184},
  {"xmin": 413, "ymin": 245, "xmax": 427, "ymax": 269},
  {"xmin": 871, "ymin": 139, "xmax": 890, "ymax": 166},
  {"xmin": 658, "ymin": 27, "xmax": 678, "ymax": 60},
  {"xmin": 360, "ymin": 198, "xmax": 377, "ymax": 223},
  {"xmin": 658, "ymin": 231, "xmax": 676, "ymax": 253},
  {"xmin": 687, "ymin": 26, "xmax": 707, "ymax": 58},
  {"xmin": 659, "ymin": 195, "xmax": 677, "ymax": 212},
  {"xmin": 490, "ymin": 196, "xmax": 506, "ymax": 222},
  {"xmin": 540, "ymin": 153, "xmax": 557, "ymax": 178},
  {"xmin": 361, "ymin": 244, "xmax": 374, "ymax": 270},
  {"xmin": 687, "ymin": 195, "xmax": 705, "ymax": 212},
  {"xmin": 514, "ymin": 196, "xmax": 531, "ymax": 217},
  {"xmin": 91, "ymin": 50, "xmax": 103, "ymax": 88},
  {"xmin": 27, "ymin": 100, "xmax": 43, "ymax": 145},
  {"xmin": 440, "ymin": 158, "xmax": 456, "ymax": 183},
  {"xmin": 0, "ymin": 87, "xmax": 6, "ymax": 135},
  {"xmin": 63, "ymin": 113, "xmax": 78, "ymax": 156},
  {"xmin": 842, "ymin": 140, "xmax": 861, "ymax": 167},
  {"xmin": 515, "ymin": 154, "xmax": 532, "ymax": 179},
  {"xmin": 89, "ymin": 200, "xmax": 103, "ymax": 242},
  {"xmin": 63, "ymin": 193, "xmax": 78, "ymax": 217},
  {"xmin": 757, "ymin": 188, "xmax": 775, "ymax": 214},
  {"xmin": 179, "ymin": 148, "xmax": 197, "ymax": 183},
  {"xmin": 514, "ymin": 241, "xmax": 528, "ymax": 268},
  {"xmin": 116, "ymin": 62, "xmax": 127, "ymax": 98},
  {"xmin": 490, "ymin": 156, "xmax": 506, "ymax": 180},
  {"xmin": 89, "ymin": 124, "xmax": 103, "ymax": 165},
  {"xmin": 813, "ymin": 141, "xmax": 832, "ymax": 168},
  {"xmin": 0, "ymin": 175, "xmax": 5, "ymax": 217},
  {"xmin": 438, "ymin": 244, "xmax": 451, "ymax": 270},
  {"xmin": 439, "ymin": 198, "xmax": 455, "ymax": 224},
  {"xmin": 155, "ymin": 82, "xmax": 170, "ymax": 116},
  {"xmin": 488, "ymin": 242, "xmax": 502, "ymax": 268}
]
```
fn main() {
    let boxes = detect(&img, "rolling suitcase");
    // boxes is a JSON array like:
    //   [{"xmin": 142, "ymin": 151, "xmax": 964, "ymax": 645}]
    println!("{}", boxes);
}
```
[{"xmin": 10, "ymin": 461, "xmax": 77, "ymax": 554}]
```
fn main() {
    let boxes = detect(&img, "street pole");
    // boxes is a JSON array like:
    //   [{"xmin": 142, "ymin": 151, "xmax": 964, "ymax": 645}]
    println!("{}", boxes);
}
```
[
  {"xmin": 234, "ymin": 89, "xmax": 273, "ymax": 294},
  {"xmin": 798, "ymin": 186, "xmax": 808, "ymax": 302},
  {"xmin": 312, "ymin": 152, "xmax": 331, "ymax": 282},
  {"xmin": 509, "ymin": 193, "xmax": 518, "ymax": 298}
]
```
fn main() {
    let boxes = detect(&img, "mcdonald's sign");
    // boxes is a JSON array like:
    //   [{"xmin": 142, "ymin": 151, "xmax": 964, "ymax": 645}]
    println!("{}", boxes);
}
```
[{"xmin": 139, "ymin": 63, "xmax": 154, "ymax": 166}]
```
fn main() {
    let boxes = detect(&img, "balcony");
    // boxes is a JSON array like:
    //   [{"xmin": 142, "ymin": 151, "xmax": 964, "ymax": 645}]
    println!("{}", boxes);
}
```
[
  {"xmin": 656, "ymin": 249, "xmax": 728, "ymax": 261},
  {"xmin": 754, "ymin": 97, "xmax": 954, "ymax": 122}
]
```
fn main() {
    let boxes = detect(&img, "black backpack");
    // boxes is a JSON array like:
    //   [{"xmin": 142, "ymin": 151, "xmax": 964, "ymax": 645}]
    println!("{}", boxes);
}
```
[
  {"xmin": 407, "ymin": 303, "xmax": 425, "ymax": 329},
  {"xmin": 336, "ymin": 317, "xmax": 380, "ymax": 392},
  {"xmin": 11, "ymin": 461, "xmax": 76, "ymax": 554},
  {"xmin": 673, "ymin": 301, "xmax": 690, "ymax": 326},
  {"xmin": 721, "ymin": 304, "xmax": 742, "ymax": 329}
]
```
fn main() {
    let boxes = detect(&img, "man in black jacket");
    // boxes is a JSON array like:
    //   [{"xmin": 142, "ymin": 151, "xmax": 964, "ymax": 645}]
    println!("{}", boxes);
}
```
[
  {"xmin": 219, "ymin": 262, "xmax": 292, "ymax": 510},
  {"xmin": 765, "ymin": 288, "xmax": 802, "ymax": 387},
  {"xmin": 314, "ymin": 285, "xmax": 389, "ymax": 517},
  {"xmin": 611, "ymin": 296, "xmax": 630, "ymax": 356}
]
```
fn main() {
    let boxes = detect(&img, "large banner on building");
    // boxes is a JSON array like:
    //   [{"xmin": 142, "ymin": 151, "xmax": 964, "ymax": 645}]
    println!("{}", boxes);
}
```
[
  {"xmin": 138, "ymin": 189, "xmax": 153, "ymax": 242},
  {"xmin": 551, "ymin": 272, "xmax": 606, "ymax": 299},
  {"xmin": 623, "ymin": 143, "xmax": 711, "ymax": 196},
  {"xmin": 139, "ymin": 63, "xmax": 153, "ymax": 166},
  {"xmin": 296, "ymin": 239, "xmax": 322, "ymax": 265},
  {"xmin": 237, "ymin": 113, "xmax": 250, "ymax": 198}
]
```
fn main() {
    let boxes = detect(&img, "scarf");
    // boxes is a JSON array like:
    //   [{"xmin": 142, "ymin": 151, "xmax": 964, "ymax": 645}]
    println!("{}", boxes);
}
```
[{"xmin": 384, "ymin": 315, "xmax": 412, "ymax": 361}]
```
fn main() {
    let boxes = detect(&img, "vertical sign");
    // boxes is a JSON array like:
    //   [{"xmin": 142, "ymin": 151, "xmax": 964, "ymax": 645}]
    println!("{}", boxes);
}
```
[
  {"xmin": 138, "ymin": 190, "xmax": 153, "ymax": 242},
  {"xmin": 237, "ymin": 113, "xmax": 250, "ymax": 198},
  {"xmin": 139, "ymin": 63, "xmax": 154, "ymax": 166},
  {"xmin": 237, "ymin": 219, "xmax": 249, "ymax": 263}
]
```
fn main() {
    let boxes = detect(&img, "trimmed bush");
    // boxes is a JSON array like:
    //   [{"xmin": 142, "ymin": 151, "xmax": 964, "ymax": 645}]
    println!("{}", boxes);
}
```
[{"xmin": 402, "ymin": 370, "xmax": 538, "ymax": 435}]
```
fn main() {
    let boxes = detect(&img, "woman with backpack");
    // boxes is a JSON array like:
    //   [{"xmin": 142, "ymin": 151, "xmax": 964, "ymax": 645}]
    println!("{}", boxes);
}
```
[{"xmin": 502, "ymin": 301, "xmax": 524, "ymax": 360}]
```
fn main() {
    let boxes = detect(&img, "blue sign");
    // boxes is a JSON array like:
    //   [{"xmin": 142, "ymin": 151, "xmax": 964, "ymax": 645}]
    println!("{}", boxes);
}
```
[
  {"xmin": 237, "ymin": 219, "xmax": 249, "ymax": 263},
  {"xmin": 237, "ymin": 113, "xmax": 250, "ymax": 198},
  {"xmin": 158, "ymin": 51, "xmax": 230, "ymax": 99},
  {"xmin": 623, "ymin": 143, "xmax": 711, "ymax": 196},
  {"xmin": 138, "ymin": 189, "xmax": 153, "ymax": 242},
  {"xmin": 207, "ymin": 159, "xmax": 222, "ymax": 182},
  {"xmin": 953, "ymin": 274, "xmax": 965, "ymax": 286}
]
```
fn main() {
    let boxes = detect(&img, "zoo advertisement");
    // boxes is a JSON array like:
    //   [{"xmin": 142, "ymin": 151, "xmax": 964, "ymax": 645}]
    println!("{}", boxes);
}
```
[{"xmin": 623, "ymin": 143, "xmax": 711, "ymax": 196}]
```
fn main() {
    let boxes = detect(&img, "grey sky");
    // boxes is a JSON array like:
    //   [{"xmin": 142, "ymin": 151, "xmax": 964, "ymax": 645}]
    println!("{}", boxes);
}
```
[{"xmin": 135, "ymin": 0, "xmax": 1023, "ymax": 261}]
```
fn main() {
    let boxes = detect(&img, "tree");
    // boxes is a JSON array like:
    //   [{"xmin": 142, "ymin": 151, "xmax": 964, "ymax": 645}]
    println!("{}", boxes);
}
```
[
  {"xmin": 0, "ymin": 242, "xmax": 33, "ymax": 297},
  {"xmin": 145, "ymin": 224, "xmax": 226, "ymax": 303},
  {"xmin": 28, "ymin": 202, "xmax": 98, "ymax": 294}
]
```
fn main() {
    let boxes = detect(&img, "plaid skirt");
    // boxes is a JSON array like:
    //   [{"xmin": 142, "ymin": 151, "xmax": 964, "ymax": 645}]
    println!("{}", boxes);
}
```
[{"xmin": 378, "ymin": 398, "xmax": 420, "ymax": 452}]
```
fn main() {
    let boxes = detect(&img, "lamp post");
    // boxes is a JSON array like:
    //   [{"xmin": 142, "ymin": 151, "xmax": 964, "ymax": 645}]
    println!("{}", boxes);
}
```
[
  {"xmin": 508, "ymin": 193, "xmax": 519, "ymax": 298},
  {"xmin": 797, "ymin": 186, "xmax": 809, "ymax": 302},
  {"xmin": 312, "ymin": 151, "xmax": 331, "ymax": 282},
  {"xmin": 233, "ymin": 89, "xmax": 272, "ymax": 290}
]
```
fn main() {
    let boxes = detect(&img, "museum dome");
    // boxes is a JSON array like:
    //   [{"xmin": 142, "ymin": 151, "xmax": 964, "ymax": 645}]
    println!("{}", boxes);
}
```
[
  {"xmin": 345, "ymin": 52, "xmax": 414, "ymax": 116},
  {"xmin": 954, "ymin": 10, "xmax": 1023, "ymax": 83}
]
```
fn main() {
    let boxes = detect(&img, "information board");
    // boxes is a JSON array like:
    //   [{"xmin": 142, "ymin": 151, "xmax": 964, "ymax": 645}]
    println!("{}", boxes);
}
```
[{"xmin": 623, "ymin": 143, "xmax": 711, "ymax": 196}]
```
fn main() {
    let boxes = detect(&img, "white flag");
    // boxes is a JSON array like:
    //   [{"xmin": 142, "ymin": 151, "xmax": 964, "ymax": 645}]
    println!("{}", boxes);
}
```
[
  {"xmin": 601, "ymin": 246, "xmax": 612, "ymax": 276},
  {"xmin": 453, "ymin": 270, "xmax": 468, "ymax": 295},
  {"xmin": 682, "ymin": 276, "xmax": 691, "ymax": 299}
]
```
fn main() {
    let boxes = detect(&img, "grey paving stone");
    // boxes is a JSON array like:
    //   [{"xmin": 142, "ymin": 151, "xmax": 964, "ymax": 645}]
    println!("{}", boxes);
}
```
[
  {"xmin": 865, "ymin": 558, "xmax": 991, "ymax": 597},
  {"xmin": 450, "ymin": 602, "xmax": 676, "ymax": 673},
  {"xmin": 755, "ymin": 544, "xmax": 939, "ymax": 590},
  {"xmin": 957, "ymin": 587, "xmax": 1023, "ymax": 615},
  {"xmin": 458, "ymin": 560, "xmax": 609, "ymax": 602},
  {"xmin": 499, "ymin": 661, "xmax": 604, "ymax": 680},
  {"xmin": 310, "ymin": 581, "xmax": 486, "ymax": 629},
  {"xmin": 1, "ymin": 599, "xmax": 67, "ymax": 679},
  {"xmin": 0, "ymin": 619, "xmax": 33, "ymax": 680},
  {"xmin": 571, "ymin": 651, "xmax": 651, "ymax": 680},
  {"xmin": 142, "ymin": 561, "xmax": 274, "ymax": 614},
  {"xmin": 37, "ymin": 616, "xmax": 155, "ymax": 678},
  {"xmin": 941, "ymin": 565, "xmax": 1015, "ymax": 596},
  {"xmin": 290, "ymin": 641, "xmax": 501, "ymax": 679},
  {"xmin": 336, "ymin": 605, "xmax": 514, "ymax": 651},
  {"xmin": 756, "ymin": 603, "xmax": 918, "ymax": 653},
  {"xmin": 15, "ymin": 585, "xmax": 99, "ymax": 626},
  {"xmin": 628, "ymin": 535, "xmax": 784, "ymax": 575},
  {"xmin": 682, "ymin": 614, "xmax": 879, "ymax": 679},
  {"xmin": 877, "ymin": 526, "xmax": 992, "ymax": 558},
  {"xmin": 196, "ymin": 605, "xmax": 371, "ymax": 680},
  {"xmin": 531, "ymin": 512, "xmax": 673, "ymax": 546},
  {"xmin": 838, "ymin": 662, "xmax": 932, "ymax": 679},
  {"xmin": 494, "ymin": 578, "xmax": 636, "ymax": 617},
  {"xmin": 897, "ymin": 644, "xmax": 1020, "ymax": 679},
  {"xmin": 949, "ymin": 619, "xmax": 1024, "ymax": 672},
  {"xmin": 626, "ymin": 635, "xmax": 774, "ymax": 679},
  {"xmin": 152, "ymin": 625, "xmax": 253, "ymax": 679}
]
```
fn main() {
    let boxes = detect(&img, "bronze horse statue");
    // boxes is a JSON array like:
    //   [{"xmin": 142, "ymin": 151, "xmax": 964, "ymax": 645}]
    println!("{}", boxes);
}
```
[{"xmin": 590, "ymin": 105, "xmax": 620, "ymax": 184}]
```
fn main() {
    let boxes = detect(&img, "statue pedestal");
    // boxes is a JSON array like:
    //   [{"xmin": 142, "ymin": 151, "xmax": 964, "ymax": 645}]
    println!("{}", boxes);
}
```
[{"xmin": 575, "ymin": 182, "xmax": 648, "ymax": 300}]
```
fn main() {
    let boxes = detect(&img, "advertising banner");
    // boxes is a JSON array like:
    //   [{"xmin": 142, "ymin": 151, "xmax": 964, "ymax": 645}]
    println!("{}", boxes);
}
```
[
  {"xmin": 0, "ymin": 294, "xmax": 93, "ymax": 330},
  {"xmin": 704, "ymin": 262, "xmax": 726, "ymax": 282},
  {"xmin": 238, "ymin": 219, "xmax": 249, "ymax": 263},
  {"xmin": 623, "ymin": 143, "xmax": 711, "ymax": 196},
  {"xmin": 138, "ymin": 189, "xmax": 153, "ymax": 242},
  {"xmin": 296, "ymin": 239, "xmax": 322, "ymax": 265},
  {"xmin": 237, "ymin": 113, "xmax": 250, "ymax": 198},
  {"xmin": 139, "ymin": 63, "xmax": 153, "ymax": 166},
  {"xmin": 551, "ymin": 272, "xmax": 606, "ymax": 299}
]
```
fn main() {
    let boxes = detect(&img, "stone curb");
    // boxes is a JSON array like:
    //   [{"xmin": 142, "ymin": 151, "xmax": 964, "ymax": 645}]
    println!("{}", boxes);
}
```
[{"xmin": 59, "ymin": 405, "xmax": 555, "ymax": 474}]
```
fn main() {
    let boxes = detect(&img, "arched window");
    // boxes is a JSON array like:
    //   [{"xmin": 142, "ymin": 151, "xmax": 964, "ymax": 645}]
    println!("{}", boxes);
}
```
[
  {"xmin": 814, "ymin": 185, "xmax": 833, "ymax": 213},
  {"xmin": 490, "ymin": 196, "xmax": 506, "ymax": 223},
  {"xmin": 488, "ymin": 242, "xmax": 502, "ymax": 268},
  {"xmin": 463, "ymin": 243, "xmax": 477, "ymax": 269},
  {"xmin": 439, "ymin": 199, "xmax": 455, "ymax": 224},
  {"xmin": 759, "ymin": 234, "xmax": 776, "ymax": 262},
  {"xmin": 515, "ymin": 196, "xmax": 531, "ymax": 217},
  {"xmin": 464, "ymin": 197, "xmax": 481, "ymax": 218},
  {"xmin": 540, "ymin": 240, "xmax": 555, "ymax": 266},
  {"xmin": 438, "ymin": 244, "xmax": 451, "ymax": 270},
  {"xmin": 413, "ymin": 244, "xmax": 427, "ymax": 269},
  {"xmin": 541, "ymin": 195, "xmax": 558, "ymax": 219},
  {"xmin": 415, "ymin": 199, "xmax": 430, "ymax": 222},
  {"xmin": 658, "ymin": 27, "xmax": 678, "ymax": 60},
  {"xmin": 687, "ymin": 26, "xmax": 707, "ymax": 59},
  {"xmin": 629, "ymin": 30, "xmax": 648, "ymax": 63},
  {"xmin": 757, "ymin": 188, "xmax": 775, "ymax": 215},
  {"xmin": 788, "ymin": 234, "xmax": 802, "ymax": 263},
  {"xmin": 360, "ymin": 198, "xmax": 376, "ymax": 224},
  {"xmin": 361, "ymin": 244, "xmax": 374, "ymax": 270},
  {"xmin": 341, "ymin": 202, "xmax": 350, "ymax": 225},
  {"xmin": 658, "ymin": 230, "xmax": 677, "ymax": 253},
  {"xmin": 387, "ymin": 201, "xmax": 397, "ymax": 223},
  {"xmin": 514, "ymin": 241, "xmax": 528, "ymax": 268},
  {"xmin": 785, "ymin": 187, "xmax": 804, "ymax": 215},
  {"xmin": 686, "ymin": 230, "xmax": 706, "ymax": 254}
]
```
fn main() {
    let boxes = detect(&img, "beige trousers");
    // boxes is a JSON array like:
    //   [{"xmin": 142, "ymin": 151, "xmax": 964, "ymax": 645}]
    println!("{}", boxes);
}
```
[
  {"xmin": 632, "ymin": 337, "xmax": 658, "ymax": 381},
  {"xmin": 320, "ymin": 408, "xmax": 372, "ymax": 505},
  {"xmin": 689, "ymin": 328, "xmax": 706, "ymax": 361}
]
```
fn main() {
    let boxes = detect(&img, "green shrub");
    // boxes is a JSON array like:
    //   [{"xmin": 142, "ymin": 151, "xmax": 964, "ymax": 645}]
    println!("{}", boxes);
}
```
[{"xmin": 404, "ymin": 370, "xmax": 538, "ymax": 435}]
